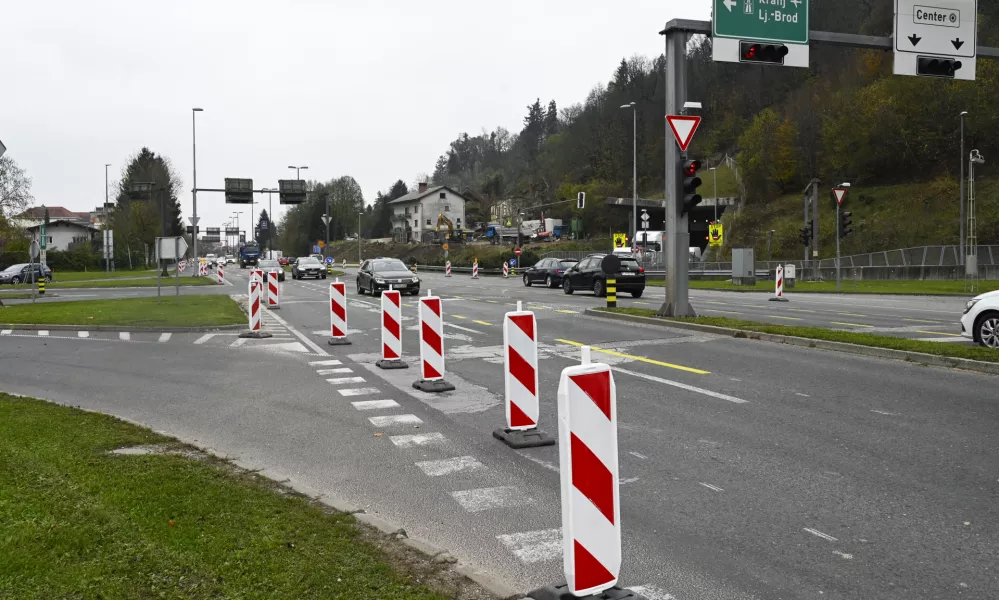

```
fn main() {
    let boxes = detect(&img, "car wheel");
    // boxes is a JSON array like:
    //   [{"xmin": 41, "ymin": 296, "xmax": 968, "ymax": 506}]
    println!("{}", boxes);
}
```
[
  {"xmin": 11, "ymin": 276, "xmax": 21, "ymax": 285},
  {"xmin": 357, "ymin": 281, "xmax": 365, "ymax": 294},
  {"xmin": 546, "ymin": 275, "xmax": 554, "ymax": 288},
  {"xmin": 977, "ymin": 313, "xmax": 999, "ymax": 348},
  {"xmin": 631, "ymin": 289, "xmax": 643, "ymax": 298},
  {"xmin": 45, "ymin": 275, "xmax": 52, "ymax": 283},
  {"xmin": 369, "ymin": 282, "xmax": 377, "ymax": 296},
  {"xmin": 593, "ymin": 279, "xmax": 604, "ymax": 297},
  {"xmin": 563, "ymin": 278, "xmax": 573, "ymax": 295},
  {"xmin": 321, "ymin": 274, "xmax": 326, "ymax": 279},
  {"xmin": 523, "ymin": 274, "xmax": 531, "ymax": 287}
]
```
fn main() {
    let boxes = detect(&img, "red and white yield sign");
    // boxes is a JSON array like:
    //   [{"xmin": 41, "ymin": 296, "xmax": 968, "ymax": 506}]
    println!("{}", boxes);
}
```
[
  {"xmin": 557, "ymin": 350, "xmax": 620, "ymax": 596},
  {"xmin": 666, "ymin": 115, "xmax": 701, "ymax": 152},
  {"xmin": 833, "ymin": 187, "xmax": 848, "ymax": 206}
]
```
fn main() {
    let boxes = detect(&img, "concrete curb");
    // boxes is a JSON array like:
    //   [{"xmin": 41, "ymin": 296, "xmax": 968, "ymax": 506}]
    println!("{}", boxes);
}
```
[
  {"xmin": 583, "ymin": 308, "xmax": 999, "ymax": 377},
  {"xmin": 645, "ymin": 285, "xmax": 975, "ymax": 298},
  {"xmin": 0, "ymin": 323, "xmax": 245, "ymax": 333}
]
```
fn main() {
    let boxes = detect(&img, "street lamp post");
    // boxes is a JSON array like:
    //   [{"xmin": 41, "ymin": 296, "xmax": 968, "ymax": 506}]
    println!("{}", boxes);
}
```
[
  {"xmin": 959, "ymin": 111, "xmax": 968, "ymax": 266},
  {"xmin": 104, "ymin": 163, "xmax": 111, "ymax": 274},
  {"xmin": 232, "ymin": 211, "xmax": 243, "ymax": 249},
  {"xmin": 288, "ymin": 165, "xmax": 309, "ymax": 180},
  {"xmin": 191, "ymin": 108, "xmax": 203, "ymax": 275},
  {"xmin": 620, "ymin": 102, "xmax": 637, "ymax": 241}
]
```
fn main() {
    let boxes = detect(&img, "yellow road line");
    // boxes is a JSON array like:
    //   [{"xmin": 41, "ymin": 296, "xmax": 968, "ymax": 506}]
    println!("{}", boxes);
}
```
[
  {"xmin": 904, "ymin": 318, "xmax": 943, "ymax": 324},
  {"xmin": 830, "ymin": 321, "xmax": 873, "ymax": 328},
  {"xmin": 485, "ymin": 300, "xmax": 499, "ymax": 304},
  {"xmin": 704, "ymin": 301, "xmax": 729, "ymax": 305},
  {"xmin": 915, "ymin": 330, "xmax": 963, "ymax": 337},
  {"xmin": 838, "ymin": 313, "xmax": 868, "ymax": 318},
  {"xmin": 452, "ymin": 315, "xmax": 468, "ymax": 320},
  {"xmin": 769, "ymin": 316, "xmax": 803, "ymax": 321},
  {"xmin": 555, "ymin": 339, "xmax": 710, "ymax": 375},
  {"xmin": 555, "ymin": 309, "xmax": 579, "ymax": 315},
  {"xmin": 473, "ymin": 320, "xmax": 492, "ymax": 326},
  {"xmin": 788, "ymin": 308, "xmax": 818, "ymax": 313}
]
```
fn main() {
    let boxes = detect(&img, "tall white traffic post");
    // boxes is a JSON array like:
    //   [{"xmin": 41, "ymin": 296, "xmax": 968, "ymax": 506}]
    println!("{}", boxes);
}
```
[
  {"xmin": 377, "ymin": 287, "xmax": 408, "ymax": 369},
  {"xmin": 493, "ymin": 301, "xmax": 554, "ymax": 449},
  {"xmin": 445, "ymin": 261, "xmax": 451, "ymax": 277},
  {"xmin": 769, "ymin": 264, "xmax": 789, "ymax": 302},
  {"xmin": 503, "ymin": 262, "xmax": 509, "ymax": 278},
  {"xmin": 472, "ymin": 260, "xmax": 479, "ymax": 279},
  {"xmin": 239, "ymin": 275, "xmax": 272, "ymax": 339},
  {"xmin": 267, "ymin": 270, "xmax": 280, "ymax": 309},
  {"xmin": 328, "ymin": 280, "xmax": 351, "ymax": 346},
  {"xmin": 413, "ymin": 290, "xmax": 454, "ymax": 393},
  {"xmin": 216, "ymin": 263, "xmax": 225, "ymax": 284}
]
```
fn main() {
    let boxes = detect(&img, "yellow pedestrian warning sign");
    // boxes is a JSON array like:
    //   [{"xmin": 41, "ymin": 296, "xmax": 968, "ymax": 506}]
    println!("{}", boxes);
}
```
[
  {"xmin": 318, "ymin": 240, "xmax": 325, "ymax": 249},
  {"xmin": 708, "ymin": 222, "xmax": 724, "ymax": 247},
  {"xmin": 442, "ymin": 243, "xmax": 449, "ymax": 251},
  {"xmin": 613, "ymin": 232, "xmax": 628, "ymax": 248}
]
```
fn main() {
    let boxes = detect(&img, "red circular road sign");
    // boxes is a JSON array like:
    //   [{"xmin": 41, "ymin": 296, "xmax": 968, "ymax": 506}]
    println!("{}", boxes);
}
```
[{"xmin": 515, "ymin": 248, "xmax": 522, "ymax": 256}]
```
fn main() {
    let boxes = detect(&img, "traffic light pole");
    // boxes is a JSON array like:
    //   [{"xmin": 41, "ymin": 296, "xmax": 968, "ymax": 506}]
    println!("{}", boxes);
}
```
[{"xmin": 835, "ymin": 203, "xmax": 841, "ymax": 292}]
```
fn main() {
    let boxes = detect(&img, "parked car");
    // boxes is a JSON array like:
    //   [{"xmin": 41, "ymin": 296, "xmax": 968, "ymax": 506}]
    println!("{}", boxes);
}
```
[
  {"xmin": 356, "ymin": 258, "xmax": 420, "ymax": 296},
  {"xmin": 961, "ymin": 289, "xmax": 999, "ymax": 348},
  {"xmin": 0, "ymin": 263, "xmax": 53, "ymax": 284},
  {"xmin": 257, "ymin": 260, "xmax": 285, "ymax": 282},
  {"xmin": 522, "ymin": 258, "xmax": 578, "ymax": 288},
  {"xmin": 291, "ymin": 257, "xmax": 325, "ymax": 280},
  {"xmin": 562, "ymin": 253, "xmax": 645, "ymax": 298}
]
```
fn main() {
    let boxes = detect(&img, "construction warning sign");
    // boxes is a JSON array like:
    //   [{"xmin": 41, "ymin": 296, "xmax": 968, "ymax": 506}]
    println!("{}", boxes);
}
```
[
  {"xmin": 613, "ymin": 233, "xmax": 628, "ymax": 248},
  {"xmin": 708, "ymin": 222, "xmax": 724, "ymax": 247}
]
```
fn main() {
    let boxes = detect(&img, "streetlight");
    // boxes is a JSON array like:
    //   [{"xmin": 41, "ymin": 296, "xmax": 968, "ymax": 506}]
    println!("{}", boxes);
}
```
[
  {"xmin": 620, "ymin": 102, "xmax": 637, "ymax": 241},
  {"xmin": 232, "ymin": 211, "xmax": 243, "ymax": 248},
  {"xmin": 261, "ymin": 187, "xmax": 276, "ymax": 258},
  {"xmin": 708, "ymin": 165, "xmax": 718, "ymax": 223},
  {"xmin": 104, "ymin": 163, "xmax": 112, "ymax": 274},
  {"xmin": 959, "ymin": 111, "xmax": 968, "ymax": 266},
  {"xmin": 191, "ymin": 107, "xmax": 203, "ymax": 275},
  {"xmin": 288, "ymin": 165, "xmax": 308, "ymax": 180}
]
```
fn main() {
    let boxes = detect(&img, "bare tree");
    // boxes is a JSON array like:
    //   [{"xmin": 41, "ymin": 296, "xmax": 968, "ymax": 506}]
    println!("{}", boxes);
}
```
[{"xmin": 0, "ymin": 156, "xmax": 34, "ymax": 220}]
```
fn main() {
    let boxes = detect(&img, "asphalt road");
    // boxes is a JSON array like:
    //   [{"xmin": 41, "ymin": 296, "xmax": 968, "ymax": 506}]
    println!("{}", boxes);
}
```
[{"xmin": 2, "ymin": 267, "xmax": 997, "ymax": 599}]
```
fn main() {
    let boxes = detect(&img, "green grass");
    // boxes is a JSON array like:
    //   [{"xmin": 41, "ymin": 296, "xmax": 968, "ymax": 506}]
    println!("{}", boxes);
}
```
[
  {"xmin": 0, "ymin": 296, "xmax": 245, "ymax": 327},
  {"xmin": 0, "ymin": 394, "xmax": 452, "ymax": 600},
  {"xmin": 49, "ymin": 269, "xmax": 164, "ymax": 281},
  {"xmin": 698, "ymin": 162, "xmax": 741, "ymax": 199},
  {"xmin": 47, "ymin": 277, "xmax": 217, "ymax": 289},
  {"xmin": 645, "ymin": 278, "xmax": 998, "ymax": 296},
  {"xmin": 596, "ymin": 308, "xmax": 999, "ymax": 363}
]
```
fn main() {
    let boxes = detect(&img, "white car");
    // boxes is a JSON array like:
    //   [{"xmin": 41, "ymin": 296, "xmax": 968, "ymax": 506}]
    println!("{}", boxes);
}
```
[{"xmin": 961, "ymin": 289, "xmax": 999, "ymax": 348}]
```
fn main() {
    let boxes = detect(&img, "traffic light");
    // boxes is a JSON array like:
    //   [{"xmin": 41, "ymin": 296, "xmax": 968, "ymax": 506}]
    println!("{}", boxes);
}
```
[
  {"xmin": 917, "ymin": 57, "xmax": 962, "ymax": 79},
  {"xmin": 739, "ymin": 42, "xmax": 789, "ymax": 65},
  {"xmin": 577, "ymin": 192, "xmax": 585, "ymax": 210},
  {"xmin": 680, "ymin": 159, "xmax": 702, "ymax": 215},
  {"xmin": 799, "ymin": 226, "xmax": 810, "ymax": 247},
  {"xmin": 839, "ymin": 211, "xmax": 853, "ymax": 239}
]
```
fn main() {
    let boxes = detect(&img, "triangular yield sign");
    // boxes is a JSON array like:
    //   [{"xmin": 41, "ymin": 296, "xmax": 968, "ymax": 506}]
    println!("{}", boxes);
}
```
[
  {"xmin": 666, "ymin": 115, "xmax": 701, "ymax": 152},
  {"xmin": 833, "ymin": 188, "xmax": 847, "ymax": 206}
]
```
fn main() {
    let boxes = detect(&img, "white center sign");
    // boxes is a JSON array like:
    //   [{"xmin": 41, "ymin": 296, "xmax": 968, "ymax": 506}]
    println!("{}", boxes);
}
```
[{"xmin": 894, "ymin": 0, "xmax": 977, "ymax": 80}]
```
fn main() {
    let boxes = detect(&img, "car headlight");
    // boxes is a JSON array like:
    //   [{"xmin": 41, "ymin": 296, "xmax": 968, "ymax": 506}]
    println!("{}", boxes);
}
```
[
  {"xmin": 964, "ymin": 299, "xmax": 979, "ymax": 314},
  {"xmin": 374, "ymin": 277, "xmax": 385, "ymax": 283},
  {"xmin": 411, "ymin": 277, "xmax": 419, "ymax": 283}
]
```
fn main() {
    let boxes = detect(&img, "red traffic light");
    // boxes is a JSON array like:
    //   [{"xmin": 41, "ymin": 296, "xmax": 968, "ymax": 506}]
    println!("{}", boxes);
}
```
[
  {"xmin": 683, "ymin": 160, "xmax": 701, "ymax": 176},
  {"xmin": 739, "ymin": 41, "xmax": 789, "ymax": 65},
  {"xmin": 743, "ymin": 44, "xmax": 758, "ymax": 60}
]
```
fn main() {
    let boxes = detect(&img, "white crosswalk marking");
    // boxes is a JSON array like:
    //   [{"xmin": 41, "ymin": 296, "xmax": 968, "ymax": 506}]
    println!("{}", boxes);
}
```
[
  {"xmin": 351, "ymin": 400, "xmax": 400, "ymax": 411},
  {"xmin": 451, "ymin": 486, "xmax": 533, "ymax": 512},
  {"xmin": 415, "ymin": 456, "xmax": 485, "ymax": 477},
  {"xmin": 310, "ymin": 359, "xmax": 343, "ymax": 366},
  {"xmin": 119, "ymin": 332, "xmax": 131, "ymax": 341},
  {"xmin": 326, "ymin": 376, "xmax": 366, "ymax": 385},
  {"xmin": 368, "ymin": 414, "xmax": 422, "ymax": 427},
  {"xmin": 390, "ymin": 433, "xmax": 446, "ymax": 448},
  {"xmin": 230, "ymin": 338, "xmax": 248, "ymax": 348},
  {"xmin": 337, "ymin": 387, "xmax": 380, "ymax": 397},
  {"xmin": 38, "ymin": 330, "xmax": 49, "ymax": 336},
  {"xmin": 0, "ymin": 329, "xmax": 11, "ymax": 335},
  {"xmin": 194, "ymin": 333, "xmax": 215, "ymax": 344},
  {"xmin": 77, "ymin": 331, "xmax": 89, "ymax": 338},
  {"xmin": 497, "ymin": 529, "xmax": 562, "ymax": 563},
  {"xmin": 629, "ymin": 585, "xmax": 677, "ymax": 600},
  {"xmin": 158, "ymin": 333, "xmax": 172, "ymax": 342},
  {"xmin": 316, "ymin": 368, "xmax": 353, "ymax": 375}
]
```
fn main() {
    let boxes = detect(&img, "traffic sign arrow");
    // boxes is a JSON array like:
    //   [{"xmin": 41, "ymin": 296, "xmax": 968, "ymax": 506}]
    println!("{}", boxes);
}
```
[
  {"xmin": 722, "ymin": 0, "xmax": 736, "ymax": 11},
  {"xmin": 833, "ymin": 188, "xmax": 848, "ymax": 206},
  {"xmin": 952, "ymin": 38, "xmax": 964, "ymax": 50},
  {"xmin": 908, "ymin": 34, "xmax": 921, "ymax": 46},
  {"xmin": 666, "ymin": 115, "xmax": 702, "ymax": 152}
]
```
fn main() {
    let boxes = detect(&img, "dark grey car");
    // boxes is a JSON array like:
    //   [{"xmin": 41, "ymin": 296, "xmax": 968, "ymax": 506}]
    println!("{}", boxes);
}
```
[
  {"xmin": 291, "ymin": 257, "xmax": 325, "ymax": 280},
  {"xmin": 0, "ymin": 263, "xmax": 53, "ymax": 284},
  {"xmin": 356, "ymin": 258, "xmax": 420, "ymax": 296}
]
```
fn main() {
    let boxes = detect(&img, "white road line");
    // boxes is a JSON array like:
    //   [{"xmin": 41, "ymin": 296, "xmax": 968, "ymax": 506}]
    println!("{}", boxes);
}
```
[
  {"xmin": 368, "ymin": 414, "xmax": 422, "ymax": 427},
  {"xmin": 309, "ymin": 359, "xmax": 343, "ymax": 366},
  {"xmin": 444, "ymin": 322, "xmax": 486, "ymax": 335},
  {"xmin": 497, "ymin": 529, "xmax": 562, "ymax": 563},
  {"xmin": 415, "ymin": 456, "xmax": 485, "ymax": 476},
  {"xmin": 451, "ymin": 486, "xmax": 533, "ymax": 512},
  {"xmin": 119, "ymin": 332, "xmax": 131, "ymax": 341},
  {"xmin": 699, "ymin": 482, "xmax": 724, "ymax": 492},
  {"xmin": 38, "ymin": 330, "xmax": 49, "ymax": 336},
  {"xmin": 230, "ymin": 338, "xmax": 248, "ymax": 348},
  {"xmin": 327, "ymin": 376, "xmax": 367, "ymax": 385},
  {"xmin": 351, "ymin": 399, "xmax": 400, "ymax": 411},
  {"xmin": 630, "ymin": 451, "xmax": 648, "ymax": 459},
  {"xmin": 263, "ymin": 307, "xmax": 328, "ymax": 355},
  {"xmin": 390, "ymin": 433, "xmax": 446, "ymax": 448},
  {"xmin": 629, "ymin": 585, "xmax": 677, "ymax": 600},
  {"xmin": 194, "ymin": 333, "xmax": 215, "ymax": 345},
  {"xmin": 77, "ymin": 331, "xmax": 89, "ymax": 338},
  {"xmin": 521, "ymin": 453, "xmax": 560, "ymax": 473},
  {"xmin": 619, "ymin": 477, "xmax": 641, "ymax": 485},
  {"xmin": 803, "ymin": 527, "xmax": 838, "ymax": 542},
  {"xmin": 610, "ymin": 366, "xmax": 748, "ymax": 404},
  {"xmin": 0, "ymin": 329, "xmax": 11, "ymax": 335},
  {"xmin": 795, "ymin": 392, "xmax": 810, "ymax": 397},
  {"xmin": 338, "ymin": 387, "xmax": 381, "ymax": 397},
  {"xmin": 870, "ymin": 410, "xmax": 897, "ymax": 416},
  {"xmin": 316, "ymin": 367, "xmax": 353, "ymax": 375},
  {"xmin": 833, "ymin": 550, "xmax": 854, "ymax": 560},
  {"xmin": 158, "ymin": 332, "xmax": 172, "ymax": 342}
]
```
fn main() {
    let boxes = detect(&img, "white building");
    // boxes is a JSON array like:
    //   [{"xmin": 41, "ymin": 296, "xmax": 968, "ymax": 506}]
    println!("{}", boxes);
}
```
[
  {"xmin": 24, "ymin": 219, "xmax": 100, "ymax": 251},
  {"xmin": 390, "ymin": 183, "xmax": 468, "ymax": 243}
]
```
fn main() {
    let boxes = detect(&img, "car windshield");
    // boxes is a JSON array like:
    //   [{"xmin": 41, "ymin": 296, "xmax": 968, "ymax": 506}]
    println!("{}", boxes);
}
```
[
  {"xmin": 299, "ymin": 258, "xmax": 321, "ymax": 265},
  {"xmin": 619, "ymin": 258, "xmax": 641, "ymax": 271},
  {"xmin": 243, "ymin": 245, "xmax": 260, "ymax": 252},
  {"xmin": 559, "ymin": 260, "xmax": 578, "ymax": 267},
  {"xmin": 372, "ymin": 260, "xmax": 408, "ymax": 272},
  {"xmin": 3, "ymin": 264, "xmax": 27, "ymax": 273}
]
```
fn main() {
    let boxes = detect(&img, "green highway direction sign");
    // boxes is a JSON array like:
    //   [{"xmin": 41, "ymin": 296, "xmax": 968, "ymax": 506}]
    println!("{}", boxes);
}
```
[{"xmin": 712, "ymin": 0, "xmax": 810, "ymax": 67}]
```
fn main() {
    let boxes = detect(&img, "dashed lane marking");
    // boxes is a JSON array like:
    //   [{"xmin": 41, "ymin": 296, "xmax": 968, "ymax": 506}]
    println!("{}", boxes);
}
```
[
  {"xmin": 453, "ymin": 315, "xmax": 468, "ymax": 319},
  {"xmin": 914, "ymin": 330, "xmax": 963, "ymax": 337},
  {"xmin": 556, "ymin": 338, "xmax": 710, "ymax": 375},
  {"xmin": 158, "ymin": 333, "xmax": 172, "ymax": 342},
  {"xmin": 415, "ymin": 456, "xmax": 485, "ymax": 477},
  {"xmin": 368, "ymin": 414, "xmax": 422, "ymax": 427},
  {"xmin": 327, "ymin": 376, "xmax": 366, "ymax": 385},
  {"xmin": 337, "ymin": 387, "xmax": 381, "ymax": 397},
  {"xmin": 803, "ymin": 527, "xmax": 838, "ymax": 542},
  {"xmin": 451, "ymin": 486, "xmax": 533, "ymax": 512},
  {"xmin": 611, "ymin": 366, "xmax": 747, "ymax": 404},
  {"xmin": 309, "ymin": 359, "xmax": 343, "ymax": 366},
  {"xmin": 699, "ymin": 482, "xmax": 724, "ymax": 492},
  {"xmin": 390, "ymin": 433, "xmax": 447, "ymax": 448},
  {"xmin": 904, "ymin": 318, "xmax": 944, "ymax": 324},
  {"xmin": 630, "ymin": 452, "xmax": 648, "ymax": 459},
  {"xmin": 769, "ymin": 316, "xmax": 803, "ymax": 321},
  {"xmin": 352, "ymin": 399, "xmax": 400, "ymax": 411},
  {"xmin": 445, "ymin": 322, "xmax": 486, "ymax": 335},
  {"xmin": 497, "ymin": 529, "xmax": 562, "ymax": 564},
  {"xmin": 472, "ymin": 320, "xmax": 492, "ymax": 327},
  {"xmin": 839, "ymin": 313, "xmax": 868, "ymax": 318},
  {"xmin": 701, "ymin": 308, "xmax": 743, "ymax": 315},
  {"xmin": 555, "ymin": 309, "xmax": 578, "ymax": 315},
  {"xmin": 830, "ymin": 321, "xmax": 873, "ymax": 328},
  {"xmin": 119, "ymin": 332, "xmax": 131, "ymax": 341}
]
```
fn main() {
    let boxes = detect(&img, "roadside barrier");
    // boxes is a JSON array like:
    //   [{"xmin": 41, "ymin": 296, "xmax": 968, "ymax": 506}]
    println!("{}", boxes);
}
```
[
  {"xmin": 217, "ymin": 264, "xmax": 225, "ymax": 284},
  {"xmin": 445, "ymin": 261, "xmax": 451, "ymax": 277},
  {"xmin": 342, "ymin": 258, "xmax": 346, "ymax": 270},
  {"xmin": 377, "ymin": 288, "xmax": 408, "ymax": 369},
  {"xmin": 472, "ymin": 261, "xmax": 479, "ymax": 279},
  {"xmin": 413, "ymin": 290, "xmax": 454, "ymax": 392},
  {"xmin": 503, "ymin": 262, "xmax": 509, "ymax": 278},
  {"xmin": 493, "ymin": 301, "xmax": 554, "ymax": 449},
  {"xmin": 769, "ymin": 264, "xmax": 789, "ymax": 302},
  {"xmin": 267, "ymin": 270, "xmax": 280, "ymax": 308},
  {"xmin": 328, "ymin": 280, "xmax": 351, "ymax": 346}
]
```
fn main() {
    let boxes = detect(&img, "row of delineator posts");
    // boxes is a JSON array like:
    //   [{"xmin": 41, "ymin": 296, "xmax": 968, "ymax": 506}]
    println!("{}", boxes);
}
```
[{"xmin": 324, "ymin": 283, "xmax": 641, "ymax": 599}]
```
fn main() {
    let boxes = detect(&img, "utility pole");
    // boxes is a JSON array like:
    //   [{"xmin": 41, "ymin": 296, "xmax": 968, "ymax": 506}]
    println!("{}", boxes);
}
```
[
  {"xmin": 620, "ymin": 101, "xmax": 637, "ymax": 241},
  {"xmin": 104, "ymin": 163, "xmax": 111, "ymax": 275},
  {"xmin": 358, "ymin": 213, "xmax": 362, "ymax": 266},
  {"xmin": 191, "ymin": 108, "xmax": 203, "ymax": 275},
  {"xmin": 959, "ymin": 111, "xmax": 968, "ymax": 266}
]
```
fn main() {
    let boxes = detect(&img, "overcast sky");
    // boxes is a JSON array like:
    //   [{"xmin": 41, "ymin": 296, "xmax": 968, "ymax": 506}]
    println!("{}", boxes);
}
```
[{"xmin": 3, "ymin": 0, "xmax": 710, "ymax": 232}]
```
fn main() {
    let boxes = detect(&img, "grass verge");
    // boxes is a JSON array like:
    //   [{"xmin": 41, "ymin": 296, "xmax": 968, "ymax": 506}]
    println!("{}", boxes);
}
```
[
  {"xmin": 0, "ymin": 393, "xmax": 457, "ymax": 599},
  {"xmin": 49, "ymin": 269, "xmax": 164, "ymax": 282},
  {"xmin": 0, "ymin": 295, "xmax": 245, "ymax": 327},
  {"xmin": 595, "ymin": 308, "xmax": 999, "ymax": 364},
  {"xmin": 48, "ymin": 277, "xmax": 218, "ymax": 289},
  {"xmin": 645, "ymin": 279, "xmax": 997, "ymax": 296}
]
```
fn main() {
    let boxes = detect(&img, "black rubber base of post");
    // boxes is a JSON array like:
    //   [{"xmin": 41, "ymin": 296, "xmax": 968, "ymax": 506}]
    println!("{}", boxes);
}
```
[
  {"xmin": 239, "ymin": 330, "xmax": 273, "ymax": 339},
  {"xmin": 412, "ymin": 379, "xmax": 455, "ymax": 393},
  {"xmin": 526, "ymin": 584, "xmax": 648, "ymax": 600},
  {"xmin": 328, "ymin": 337, "xmax": 352, "ymax": 346},
  {"xmin": 267, "ymin": 305, "xmax": 280, "ymax": 310},
  {"xmin": 768, "ymin": 297, "xmax": 790, "ymax": 302},
  {"xmin": 377, "ymin": 359, "xmax": 409, "ymax": 370},
  {"xmin": 493, "ymin": 427, "xmax": 556, "ymax": 449}
]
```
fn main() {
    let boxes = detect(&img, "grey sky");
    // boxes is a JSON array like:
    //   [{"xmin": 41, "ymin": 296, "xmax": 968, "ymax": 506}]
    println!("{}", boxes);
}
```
[{"xmin": 3, "ymin": 0, "xmax": 710, "ymax": 231}]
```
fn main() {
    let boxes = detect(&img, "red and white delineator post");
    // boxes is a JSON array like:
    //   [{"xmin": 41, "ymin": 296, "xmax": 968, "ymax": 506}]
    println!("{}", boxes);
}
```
[
  {"xmin": 472, "ymin": 260, "xmax": 479, "ymax": 279},
  {"xmin": 200, "ymin": 261, "xmax": 208, "ymax": 276},
  {"xmin": 769, "ymin": 264, "xmax": 789, "ymax": 302},
  {"xmin": 342, "ymin": 258, "xmax": 346, "ymax": 271},
  {"xmin": 493, "ymin": 301, "xmax": 555, "ymax": 449},
  {"xmin": 503, "ymin": 262, "xmax": 509, "ymax": 278},
  {"xmin": 445, "ymin": 261, "xmax": 451, "ymax": 277},
  {"xmin": 238, "ymin": 277, "xmax": 272, "ymax": 339},
  {"xmin": 217, "ymin": 263, "xmax": 225, "ymax": 284},
  {"xmin": 413, "ymin": 290, "xmax": 454, "ymax": 392},
  {"xmin": 267, "ymin": 269, "xmax": 280, "ymax": 308},
  {"xmin": 556, "ymin": 346, "xmax": 621, "ymax": 596},
  {"xmin": 376, "ymin": 287, "xmax": 408, "ymax": 369},
  {"xmin": 328, "ymin": 280, "xmax": 351, "ymax": 346}
]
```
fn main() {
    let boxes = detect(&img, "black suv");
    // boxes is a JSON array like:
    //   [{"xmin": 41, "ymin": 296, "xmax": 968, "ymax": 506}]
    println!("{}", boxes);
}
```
[
  {"xmin": 562, "ymin": 253, "xmax": 645, "ymax": 298},
  {"xmin": 291, "ymin": 257, "xmax": 326, "ymax": 280},
  {"xmin": 522, "ymin": 258, "xmax": 578, "ymax": 288},
  {"xmin": 357, "ymin": 258, "xmax": 420, "ymax": 296}
]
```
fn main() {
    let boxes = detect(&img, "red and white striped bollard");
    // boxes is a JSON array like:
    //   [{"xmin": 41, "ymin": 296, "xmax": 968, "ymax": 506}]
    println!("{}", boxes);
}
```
[
  {"xmin": 267, "ymin": 270, "xmax": 280, "ymax": 309},
  {"xmin": 770, "ymin": 264, "xmax": 789, "ymax": 302},
  {"xmin": 493, "ymin": 301, "xmax": 554, "ymax": 448},
  {"xmin": 217, "ymin": 263, "xmax": 225, "ymax": 284},
  {"xmin": 413, "ymin": 289, "xmax": 454, "ymax": 392},
  {"xmin": 328, "ymin": 280, "xmax": 351, "ymax": 346},
  {"xmin": 503, "ymin": 262, "xmax": 509, "ymax": 278},
  {"xmin": 472, "ymin": 261, "xmax": 479, "ymax": 279},
  {"xmin": 376, "ymin": 287, "xmax": 408, "ymax": 369},
  {"xmin": 445, "ymin": 261, "xmax": 451, "ymax": 277}
]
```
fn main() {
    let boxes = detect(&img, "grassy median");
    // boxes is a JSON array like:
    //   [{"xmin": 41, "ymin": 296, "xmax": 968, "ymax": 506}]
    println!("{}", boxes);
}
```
[
  {"xmin": 645, "ymin": 279, "xmax": 998, "ymax": 296},
  {"xmin": 0, "ymin": 296, "xmax": 245, "ymax": 328},
  {"xmin": 596, "ymin": 308, "xmax": 999, "ymax": 364},
  {"xmin": 0, "ymin": 394, "xmax": 454, "ymax": 599}
]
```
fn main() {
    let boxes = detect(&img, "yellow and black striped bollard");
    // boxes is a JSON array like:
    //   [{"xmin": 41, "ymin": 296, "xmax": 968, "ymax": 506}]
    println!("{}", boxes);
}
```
[
  {"xmin": 38, "ymin": 277, "xmax": 46, "ymax": 296},
  {"xmin": 605, "ymin": 277, "xmax": 616, "ymax": 308}
]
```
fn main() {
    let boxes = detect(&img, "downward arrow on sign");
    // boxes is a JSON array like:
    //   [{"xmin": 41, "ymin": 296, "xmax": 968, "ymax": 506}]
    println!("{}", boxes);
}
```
[
  {"xmin": 908, "ymin": 34, "xmax": 921, "ymax": 46},
  {"xmin": 952, "ymin": 38, "xmax": 964, "ymax": 50},
  {"xmin": 723, "ymin": 0, "xmax": 736, "ymax": 11}
]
